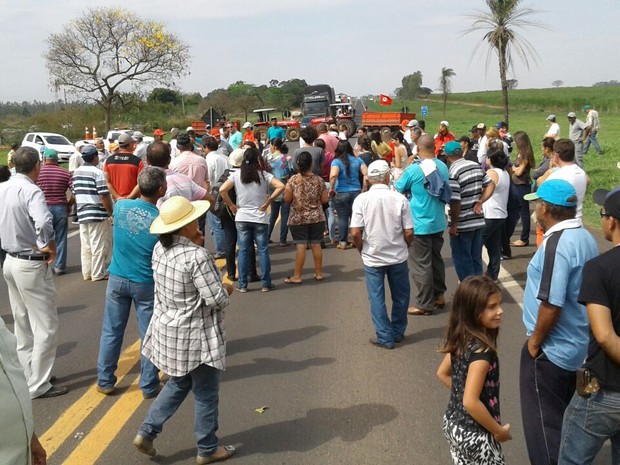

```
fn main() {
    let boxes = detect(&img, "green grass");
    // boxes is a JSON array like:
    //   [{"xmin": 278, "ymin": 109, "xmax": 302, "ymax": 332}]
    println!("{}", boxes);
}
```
[{"xmin": 0, "ymin": 149, "xmax": 7, "ymax": 166}]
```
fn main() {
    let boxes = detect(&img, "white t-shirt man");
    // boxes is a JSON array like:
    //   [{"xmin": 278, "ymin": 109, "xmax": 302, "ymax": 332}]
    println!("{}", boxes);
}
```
[
  {"xmin": 547, "ymin": 164, "xmax": 587, "ymax": 222},
  {"xmin": 546, "ymin": 123, "xmax": 561, "ymax": 138}
]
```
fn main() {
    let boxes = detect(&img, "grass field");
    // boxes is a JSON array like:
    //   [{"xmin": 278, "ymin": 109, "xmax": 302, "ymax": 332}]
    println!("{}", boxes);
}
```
[{"xmin": 2, "ymin": 87, "xmax": 619, "ymax": 228}]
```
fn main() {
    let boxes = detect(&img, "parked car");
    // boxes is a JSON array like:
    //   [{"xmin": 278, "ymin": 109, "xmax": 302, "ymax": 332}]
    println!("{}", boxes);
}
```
[
  {"xmin": 21, "ymin": 132, "xmax": 78, "ymax": 162},
  {"xmin": 104, "ymin": 129, "xmax": 154, "ymax": 150}
]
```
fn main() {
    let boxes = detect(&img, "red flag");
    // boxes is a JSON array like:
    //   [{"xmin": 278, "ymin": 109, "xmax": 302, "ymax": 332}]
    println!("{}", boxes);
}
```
[{"xmin": 379, "ymin": 94, "xmax": 393, "ymax": 106}]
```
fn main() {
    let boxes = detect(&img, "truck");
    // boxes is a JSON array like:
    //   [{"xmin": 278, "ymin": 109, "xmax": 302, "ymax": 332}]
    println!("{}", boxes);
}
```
[
  {"xmin": 361, "ymin": 111, "xmax": 417, "ymax": 140},
  {"xmin": 252, "ymin": 108, "xmax": 301, "ymax": 142},
  {"xmin": 301, "ymin": 84, "xmax": 357, "ymax": 135}
]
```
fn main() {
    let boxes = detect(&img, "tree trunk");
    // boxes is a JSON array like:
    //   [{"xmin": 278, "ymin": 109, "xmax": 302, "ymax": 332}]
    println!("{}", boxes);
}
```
[
  {"xmin": 498, "ymin": 43, "xmax": 509, "ymax": 126},
  {"xmin": 102, "ymin": 98, "xmax": 112, "ymax": 132},
  {"xmin": 443, "ymin": 91, "xmax": 447, "ymax": 117}
]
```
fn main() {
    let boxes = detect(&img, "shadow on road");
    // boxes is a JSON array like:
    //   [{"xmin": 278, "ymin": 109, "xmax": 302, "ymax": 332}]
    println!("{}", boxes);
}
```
[
  {"xmin": 223, "ymin": 357, "xmax": 335, "ymax": 383},
  {"xmin": 156, "ymin": 403, "xmax": 398, "ymax": 463},
  {"xmin": 227, "ymin": 325, "xmax": 328, "ymax": 354}
]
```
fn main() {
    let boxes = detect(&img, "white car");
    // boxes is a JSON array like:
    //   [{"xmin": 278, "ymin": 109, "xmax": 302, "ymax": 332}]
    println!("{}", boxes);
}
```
[
  {"xmin": 21, "ymin": 132, "xmax": 79, "ymax": 162},
  {"xmin": 105, "ymin": 129, "xmax": 154, "ymax": 150}
]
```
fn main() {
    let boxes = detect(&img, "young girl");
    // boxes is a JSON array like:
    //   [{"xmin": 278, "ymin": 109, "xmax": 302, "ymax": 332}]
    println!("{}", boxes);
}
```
[{"xmin": 437, "ymin": 276, "xmax": 511, "ymax": 465}]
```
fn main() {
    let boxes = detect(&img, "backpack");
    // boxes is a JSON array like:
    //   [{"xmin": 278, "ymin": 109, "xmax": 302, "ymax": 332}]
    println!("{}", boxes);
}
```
[{"xmin": 211, "ymin": 168, "xmax": 232, "ymax": 218}]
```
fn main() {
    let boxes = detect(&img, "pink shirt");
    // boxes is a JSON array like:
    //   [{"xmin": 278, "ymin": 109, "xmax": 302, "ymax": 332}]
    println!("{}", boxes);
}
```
[
  {"xmin": 169, "ymin": 151, "xmax": 208, "ymax": 188},
  {"xmin": 319, "ymin": 133, "xmax": 339, "ymax": 156},
  {"xmin": 158, "ymin": 169, "xmax": 208, "ymax": 207}
]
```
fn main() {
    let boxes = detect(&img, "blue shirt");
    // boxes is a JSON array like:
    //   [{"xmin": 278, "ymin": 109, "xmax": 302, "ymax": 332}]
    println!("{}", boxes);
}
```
[
  {"xmin": 395, "ymin": 159, "xmax": 449, "ymax": 235},
  {"xmin": 522, "ymin": 219, "xmax": 598, "ymax": 371},
  {"xmin": 228, "ymin": 131, "xmax": 242, "ymax": 150},
  {"xmin": 107, "ymin": 198, "xmax": 159, "ymax": 283},
  {"xmin": 267, "ymin": 125, "xmax": 286, "ymax": 141},
  {"xmin": 331, "ymin": 155, "xmax": 365, "ymax": 192}
]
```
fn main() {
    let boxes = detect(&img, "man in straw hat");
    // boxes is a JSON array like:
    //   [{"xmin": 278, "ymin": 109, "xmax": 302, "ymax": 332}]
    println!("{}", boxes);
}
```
[
  {"xmin": 134, "ymin": 195, "xmax": 235, "ymax": 464},
  {"xmin": 350, "ymin": 160, "xmax": 413, "ymax": 350}
]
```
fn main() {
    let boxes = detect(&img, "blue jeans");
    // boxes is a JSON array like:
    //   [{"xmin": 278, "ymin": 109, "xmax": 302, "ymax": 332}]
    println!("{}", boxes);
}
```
[
  {"xmin": 450, "ymin": 228, "xmax": 484, "ymax": 281},
  {"xmin": 236, "ymin": 221, "xmax": 270, "ymax": 289},
  {"xmin": 325, "ymin": 182, "xmax": 337, "ymax": 241},
  {"xmin": 363, "ymin": 260, "xmax": 410, "ymax": 346},
  {"xmin": 584, "ymin": 131, "xmax": 602, "ymax": 155},
  {"xmin": 332, "ymin": 191, "xmax": 360, "ymax": 244},
  {"xmin": 207, "ymin": 212, "xmax": 226, "ymax": 256},
  {"xmin": 559, "ymin": 390, "xmax": 620, "ymax": 465},
  {"xmin": 268, "ymin": 200, "xmax": 290, "ymax": 243},
  {"xmin": 48, "ymin": 204, "xmax": 68, "ymax": 271},
  {"xmin": 139, "ymin": 364, "xmax": 221, "ymax": 456},
  {"xmin": 97, "ymin": 274, "xmax": 160, "ymax": 396}
]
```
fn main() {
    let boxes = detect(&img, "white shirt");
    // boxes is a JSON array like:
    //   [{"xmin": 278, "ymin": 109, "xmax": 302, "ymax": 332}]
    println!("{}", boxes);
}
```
[
  {"xmin": 547, "ymin": 164, "xmax": 587, "ymax": 222},
  {"xmin": 350, "ymin": 184, "xmax": 413, "ymax": 267},
  {"xmin": 229, "ymin": 170, "xmax": 274, "ymax": 224},
  {"xmin": 477, "ymin": 135, "xmax": 488, "ymax": 165},
  {"xmin": 483, "ymin": 168, "xmax": 509, "ymax": 219},
  {"xmin": 546, "ymin": 123, "xmax": 560, "ymax": 138},
  {"xmin": 206, "ymin": 152, "xmax": 230, "ymax": 187}
]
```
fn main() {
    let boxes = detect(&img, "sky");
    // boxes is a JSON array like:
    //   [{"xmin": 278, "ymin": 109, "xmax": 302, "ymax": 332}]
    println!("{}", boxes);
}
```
[{"xmin": 1, "ymin": 0, "xmax": 619, "ymax": 103}]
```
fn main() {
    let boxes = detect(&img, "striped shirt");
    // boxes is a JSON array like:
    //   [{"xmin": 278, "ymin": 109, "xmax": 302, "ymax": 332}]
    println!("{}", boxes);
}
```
[
  {"xmin": 73, "ymin": 164, "xmax": 110, "ymax": 223},
  {"xmin": 36, "ymin": 163, "xmax": 72, "ymax": 205},
  {"xmin": 142, "ymin": 236, "xmax": 230, "ymax": 376},
  {"xmin": 448, "ymin": 158, "xmax": 492, "ymax": 232}
]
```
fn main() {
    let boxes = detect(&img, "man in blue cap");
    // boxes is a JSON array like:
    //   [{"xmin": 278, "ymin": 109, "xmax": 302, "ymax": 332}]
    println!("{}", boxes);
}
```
[{"xmin": 520, "ymin": 179, "xmax": 598, "ymax": 465}]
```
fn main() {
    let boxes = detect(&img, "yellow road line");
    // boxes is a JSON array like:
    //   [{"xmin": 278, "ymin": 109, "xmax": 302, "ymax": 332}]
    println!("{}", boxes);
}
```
[
  {"xmin": 62, "ymin": 376, "xmax": 143, "ymax": 465},
  {"xmin": 40, "ymin": 339, "xmax": 142, "ymax": 458}
]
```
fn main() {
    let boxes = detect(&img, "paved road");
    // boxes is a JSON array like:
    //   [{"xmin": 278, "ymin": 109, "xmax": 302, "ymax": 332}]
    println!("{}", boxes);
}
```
[{"xmin": 0, "ymin": 180, "xmax": 613, "ymax": 464}]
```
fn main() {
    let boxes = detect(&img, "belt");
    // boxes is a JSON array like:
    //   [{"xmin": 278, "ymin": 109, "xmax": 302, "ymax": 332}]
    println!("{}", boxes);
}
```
[{"xmin": 7, "ymin": 252, "xmax": 48, "ymax": 261}]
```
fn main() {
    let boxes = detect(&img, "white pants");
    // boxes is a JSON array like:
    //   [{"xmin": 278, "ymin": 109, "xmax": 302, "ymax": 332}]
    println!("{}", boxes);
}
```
[
  {"xmin": 79, "ymin": 220, "xmax": 111, "ymax": 280},
  {"xmin": 3, "ymin": 255, "xmax": 58, "ymax": 398}
]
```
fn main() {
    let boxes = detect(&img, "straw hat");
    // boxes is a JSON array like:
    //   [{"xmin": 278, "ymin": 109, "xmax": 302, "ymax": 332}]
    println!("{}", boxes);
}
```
[
  {"xmin": 228, "ymin": 148, "xmax": 245, "ymax": 168},
  {"xmin": 150, "ymin": 196, "xmax": 211, "ymax": 234}
]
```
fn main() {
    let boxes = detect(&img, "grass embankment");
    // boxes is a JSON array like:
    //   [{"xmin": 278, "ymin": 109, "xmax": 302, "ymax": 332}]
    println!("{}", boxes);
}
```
[{"xmin": 368, "ymin": 88, "xmax": 620, "ymax": 228}]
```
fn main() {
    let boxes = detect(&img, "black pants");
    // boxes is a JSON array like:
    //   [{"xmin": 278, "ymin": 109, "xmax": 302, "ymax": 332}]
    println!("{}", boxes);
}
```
[
  {"xmin": 220, "ymin": 210, "xmax": 256, "ymax": 279},
  {"xmin": 520, "ymin": 341, "xmax": 576, "ymax": 465}
]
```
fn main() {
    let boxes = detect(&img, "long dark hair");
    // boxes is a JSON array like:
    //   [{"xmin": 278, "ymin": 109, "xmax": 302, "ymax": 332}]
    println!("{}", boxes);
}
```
[
  {"xmin": 335, "ymin": 140, "xmax": 353, "ymax": 177},
  {"xmin": 271, "ymin": 137, "xmax": 289, "ymax": 155},
  {"xmin": 513, "ymin": 131, "xmax": 535, "ymax": 168},
  {"xmin": 297, "ymin": 151, "xmax": 313, "ymax": 173},
  {"xmin": 240, "ymin": 147, "xmax": 265, "ymax": 185},
  {"xmin": 440, "ymin": 276, "xmax": 501, "ymax": 356},
  {"xmin": 159, "ymin": 232, "xmax": 175, "ymax": 249}
]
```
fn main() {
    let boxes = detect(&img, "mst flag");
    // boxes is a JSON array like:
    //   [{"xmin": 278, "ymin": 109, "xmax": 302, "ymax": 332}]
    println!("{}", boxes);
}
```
[{"xmin": 379, "ymin": 94, "xmax": 393, "ymax": 106}]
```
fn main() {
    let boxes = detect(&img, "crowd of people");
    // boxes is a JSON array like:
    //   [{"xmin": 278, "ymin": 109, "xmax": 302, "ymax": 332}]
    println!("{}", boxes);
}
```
[{"xmin": 0, "ymin": 105, "xmax": 619, "ymax": 465}]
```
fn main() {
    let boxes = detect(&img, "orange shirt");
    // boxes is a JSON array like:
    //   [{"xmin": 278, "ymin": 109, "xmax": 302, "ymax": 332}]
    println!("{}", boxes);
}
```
[
  {"xmin": 242, "ymin": 131, "xmax": 255, "ymax": 144},
  {"xmin": 434, "ymin": 132, "xmax": 455, "ymax": 155}
]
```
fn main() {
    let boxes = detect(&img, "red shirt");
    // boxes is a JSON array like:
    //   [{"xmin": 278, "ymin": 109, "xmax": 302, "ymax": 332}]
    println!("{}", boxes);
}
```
[
  {"xmin": 103, "ymin": 151, "xmax": 144, "ymax": 197},
  {"xmin": 434, "ymin": 132, "xmax": 455, "ymax": 156},
  {"xmin": 37, "ymin": 163, "xmax": 73, "ymax": 205}
]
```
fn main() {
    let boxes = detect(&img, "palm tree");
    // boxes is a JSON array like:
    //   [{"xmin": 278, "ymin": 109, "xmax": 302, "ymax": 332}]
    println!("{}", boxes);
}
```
[
  {"xmin": 463, "ymin": 0, "xmax": 546, "ymax": 126},
  {"xmin": 439, "ymin": 67, "xmax": 456, "ymax": 116}
]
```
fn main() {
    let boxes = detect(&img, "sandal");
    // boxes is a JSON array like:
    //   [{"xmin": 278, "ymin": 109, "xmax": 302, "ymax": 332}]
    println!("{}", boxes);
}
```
[
  {"xmin": 284, "ymin": 277, "xmax": 302, "ymax": 284},
  {"xmin": 314, "ymin": 275, "xmax": 324, "ymax": 281},
  {"xmin": 196, "ymin": 445, "xmax": 236, "ymax": 464},
  {"xmin": 510, "ymin": 240, "xmax": 529, "ymax": 247}
]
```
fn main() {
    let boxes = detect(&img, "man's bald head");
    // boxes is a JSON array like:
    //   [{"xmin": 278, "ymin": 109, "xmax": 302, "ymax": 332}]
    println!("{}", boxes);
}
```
[{"xmin": 417, "ymin": 134, "xmax": 435, "ymax": 158}]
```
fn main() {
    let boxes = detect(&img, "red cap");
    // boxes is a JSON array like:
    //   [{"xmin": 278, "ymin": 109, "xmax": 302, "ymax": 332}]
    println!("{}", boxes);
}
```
[
  {"xmin": 401, "ymin": 119, "xmax": 409, "ymax": 126},
  {"xmin": 211, "ymin": 129, "xmax": 221, "ymax": 136},
  {"xmin": 153, "ymin": 129, "xmax": 165, "ymax": 136}
]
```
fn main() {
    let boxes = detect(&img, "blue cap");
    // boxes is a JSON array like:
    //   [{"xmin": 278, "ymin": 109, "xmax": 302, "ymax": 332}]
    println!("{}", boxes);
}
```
[
  {"xmin": 443, "ymin": 140, "xmax": 462, "ymax": 156},
  {"xmin": 523, "ymin": 179, "xmax": 577, "ymax": 207},
  {"xmin": 80, "ymin": 144, "xmax": 98, "ymax": 159}
]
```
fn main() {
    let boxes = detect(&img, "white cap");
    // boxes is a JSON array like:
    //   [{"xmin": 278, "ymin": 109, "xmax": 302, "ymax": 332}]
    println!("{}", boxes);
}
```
[
  {"xmin": 476, "ymin": 123, "xmax": 486, "ymax": 129},
  {"xmin": 132, "ymin": 131, "xmax": 144, "ymax": 140},
  {"xmin": 567, "ymin": 112, "xmax": 577, "ymax": 118},
  {"xmin": 407, "ymin": 119, "xmax": 419, "ymax": 128},
  {"xmin": 186, "ymin": 126, "xmax": 194, "ymax": 132},
  {"xmin": 546, "ymin": 114, "xmax": 556, "ymax": 121},
  {"xmin": 367, "ymin": 160, "xmax": 391, "ymax": 180},
  {"xmin": 242, "ymin": 122, "xmax": 252, "ymax": 129},
  {"xmin": 440, "ymin": 120, "xmax": 449, "ymax": 127}
]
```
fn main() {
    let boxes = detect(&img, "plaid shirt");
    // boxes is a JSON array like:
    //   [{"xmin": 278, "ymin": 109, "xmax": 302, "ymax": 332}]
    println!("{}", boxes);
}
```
[{"xmin": 142, "ymin": 236, "xmax": 230, "ymax": 376}]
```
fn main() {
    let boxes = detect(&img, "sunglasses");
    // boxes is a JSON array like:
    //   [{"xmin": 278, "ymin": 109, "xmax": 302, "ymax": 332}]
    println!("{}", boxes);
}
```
[{"xmin": 600, "ymin": 208, "xmax": 612, "ymax": 218}]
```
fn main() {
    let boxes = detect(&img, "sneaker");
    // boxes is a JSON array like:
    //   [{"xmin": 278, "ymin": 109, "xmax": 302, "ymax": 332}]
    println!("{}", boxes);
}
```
[
  {"xmin": 368, "ymin": 338, "xmax": 394, "ymax": 350},
  {"xmin": 36, "ymin": 385, "xmax": 69, "ymax": 398},
  {"xmin": 133, "ymin": 434, "xmax": 156, "ymax": 457},
  {"xmin": 236, "ymin": 286, "xmax": 248, "ymax": 293},
  {"xmin": 196, "ymin": 445, "xmax": 236, "ymax": 464},
  {"xmin": 262, "ymin": 284, "xmax": 276, "ymax": 292},
  {"xmin": 96, "ymin": 385, "xmax": 115, "ymax": 395}
]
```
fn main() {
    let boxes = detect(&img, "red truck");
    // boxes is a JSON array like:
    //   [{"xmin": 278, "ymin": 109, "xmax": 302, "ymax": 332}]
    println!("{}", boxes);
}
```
[{"xmin": 361, "ymin": 111, "xmax": 417, "ymax": 140}]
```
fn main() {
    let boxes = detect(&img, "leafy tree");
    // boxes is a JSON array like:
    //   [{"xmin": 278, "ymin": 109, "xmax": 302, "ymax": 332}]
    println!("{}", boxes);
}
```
[
  {"xmin": 148, "ymin": 88, "xmax": 182, "ymax": 105},
  {"xmin": 201, "ymin": 89, "xmax": 233, "ymax": 118},
  {"xmin": 397, "ymin": 72, "xmax": 423, "ymax": 99},
  {"xmin": 438, "ymin": 67, "xmax": 456, "ymax": 116},
  {"xmin": 552, "ymin": 80, "xmax": 563, "ymax": 88},
  {"xmin": 45, "ymin": 7, "xmax": 190, "ymax": 131},
  {"xmin": 463, "ymin": 0, "xmax": 546, "ymax": 126},
  {"xmin": 419, "ymin": 87, "xmax": 433, "ymax": 97},
  {"xmin": 507, "ymin": 79, "xmax": 519, "ymax": 89},
  {"xmin": 235, "ymin": 95, "xmax": 260, "ymax": 121}
]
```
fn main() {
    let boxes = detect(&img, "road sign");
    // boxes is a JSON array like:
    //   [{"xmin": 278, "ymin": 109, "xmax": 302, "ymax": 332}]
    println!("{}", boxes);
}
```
[
  {"xmin": 421, "ymin": 106, "xmax": 428, "ymax": 117},
  {"xmin": 401, "ymin": 106, "xmax": 409, "ymax": 113}
]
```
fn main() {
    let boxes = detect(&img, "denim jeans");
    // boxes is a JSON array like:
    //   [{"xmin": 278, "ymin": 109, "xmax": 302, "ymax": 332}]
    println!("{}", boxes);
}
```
[
  {"xmin": 207, "ymin": 212, "xmax": 226, "ymax": 256},
  {"xmin": 236, "ymin": 221, "xmax": 270, "ymax": 288},
  {"xmin": 483, "ymin": 218, "xmax": 505, "ymax": 281},
  {"xmin": 584, "ymin": 131, "xmax": 602, "ymax": 155},
  {"xmin": 139, "ymin": 363, "xmax": 221, "ymax": 457},
  {"xmin": 48, "ymin": 204, "xmax": 68, "ymax": 271},
  {"xmin": 268, "ymin": 200, "xmax": 290, "ymax": 243},
  {"xmin": 559, "ymin": 390, "xmax": 620, "ymax": 465},
  {"xmin": 332, "ymin": 191, "xmax": 360, "ymax": 244},
  {"xmin": 450, "ymin": 228, "xmax": 484, "ymax": 281},
  {"xmin": 325, "ymin": 182, "xmax": 337, "ymax": 241},
  {"xmin": 363, "ymin": 260, "xmax": 410, "ymax": 346},
  {"xmin": 97, "ymin": 274, "xmax": 160, "ymax": 396}
]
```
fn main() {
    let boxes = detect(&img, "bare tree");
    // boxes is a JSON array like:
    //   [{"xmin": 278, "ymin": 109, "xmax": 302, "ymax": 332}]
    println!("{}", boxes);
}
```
[
  {"xmin": 439, "ymin": 68, "xmax": 456, "ymax": 116},
  {"xmin": 45, "ymin": 7, "xmax": 190, "ymax": 131},
  {"xmin": 552, "ymin": 80, "xmax": 564, "ymax": 88},
  {"xmin": 463, "ymin": 0, "xmax": 547, "ymax": 126},
  {"xmin": 507, "ymin": 79, "xmax": 519, "ymax": 89}
]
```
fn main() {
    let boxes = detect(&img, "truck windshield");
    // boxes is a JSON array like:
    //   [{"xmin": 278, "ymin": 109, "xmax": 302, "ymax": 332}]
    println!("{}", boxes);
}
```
[{"xmin": 303, "ymin": 101, "xmax": 328, "ymax": 115}]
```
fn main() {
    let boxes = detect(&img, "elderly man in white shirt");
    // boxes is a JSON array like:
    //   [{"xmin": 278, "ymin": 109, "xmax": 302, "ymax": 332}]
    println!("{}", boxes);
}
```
[{"xmin": 351, "ymin": 160, "xmax": 414, "ymax": 350}]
